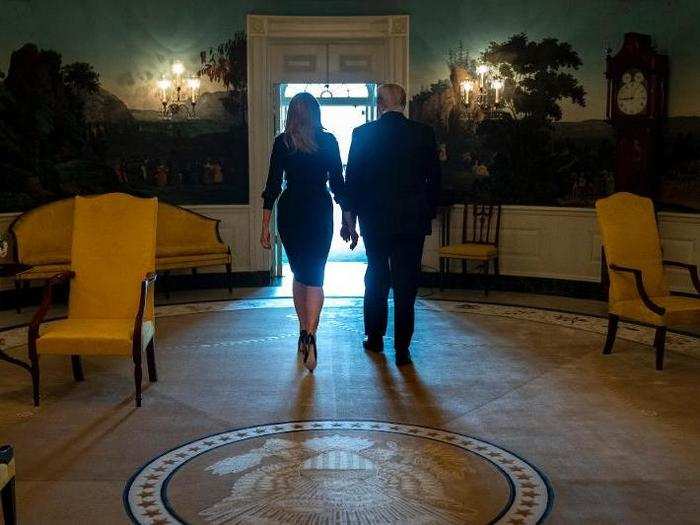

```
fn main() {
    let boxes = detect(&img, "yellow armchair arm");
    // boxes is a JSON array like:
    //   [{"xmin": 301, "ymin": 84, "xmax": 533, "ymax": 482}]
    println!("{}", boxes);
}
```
[
  {"xmin": 28, "ymin": 271, "xmax": 75, "ymax": 341},
  {"xmin": 663, "ymin": 260, "xmax": 700, "ymax": 294},
  {"xmin": 609, "ymin": 264, "xmax": 666, "ymax": 316},
  {"xmin": 27, "ymin": 271, "xmax": 75, "ymax": 368}
]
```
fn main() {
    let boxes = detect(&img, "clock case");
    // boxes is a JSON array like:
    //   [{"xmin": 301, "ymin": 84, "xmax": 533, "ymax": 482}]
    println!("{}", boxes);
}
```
[{"xmin": 605, "ymin": 33, "xmax": 669, "ymax": 198}]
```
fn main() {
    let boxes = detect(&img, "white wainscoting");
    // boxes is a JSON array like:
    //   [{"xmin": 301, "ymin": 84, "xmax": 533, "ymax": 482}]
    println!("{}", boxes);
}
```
[
  {"xmin": 2, "ymin": 204, "xmax": 700, "ymax": 293},
  {"xmin": 423, "ymin": 205, "xmax": 700, "ymax": 293}
]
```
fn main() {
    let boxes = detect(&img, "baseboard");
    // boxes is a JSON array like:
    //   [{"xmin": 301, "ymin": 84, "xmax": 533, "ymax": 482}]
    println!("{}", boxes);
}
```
[
  {"xmin": 420, "ymin": 271, "xmax": 607, "ymax": 301},
  {"xmin": 163, "ymin": 271, "xmax": 272, "ymax": 291},
  {"xmin": 0, "ymin": 270, "xmax": 605, "ymax": 311}
]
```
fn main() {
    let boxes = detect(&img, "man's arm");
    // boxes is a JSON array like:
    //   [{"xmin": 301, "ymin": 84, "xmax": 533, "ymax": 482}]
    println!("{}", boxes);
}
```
[
  {"xmin": 425, "ymin": 126, "xmax": 442, "ymax": 218},
  {"xmin": 344, "ymin": 127, "xmax": 363, "ymax": 220}
]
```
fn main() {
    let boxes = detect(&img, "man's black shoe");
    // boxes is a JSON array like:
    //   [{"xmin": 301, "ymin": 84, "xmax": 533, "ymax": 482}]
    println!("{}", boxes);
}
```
[
  {"xmin": 395, "ymin": 349, "xmax": 413, "ymax": 366},
  {"xmin": 363, "ymin": 336, "xmax": 384, "ymax": 353}
]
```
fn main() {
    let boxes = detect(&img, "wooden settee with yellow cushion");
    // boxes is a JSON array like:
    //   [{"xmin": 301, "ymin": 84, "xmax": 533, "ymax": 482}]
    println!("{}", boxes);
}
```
[{"xmin": 9, "ymin": 197, "xmax": 232, "ymax": 310}]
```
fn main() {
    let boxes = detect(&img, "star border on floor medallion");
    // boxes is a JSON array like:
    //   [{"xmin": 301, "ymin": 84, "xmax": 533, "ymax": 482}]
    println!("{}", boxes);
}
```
[{"xmin": 124, "ymin": 420, "xmax": 552, "ymax": 525}]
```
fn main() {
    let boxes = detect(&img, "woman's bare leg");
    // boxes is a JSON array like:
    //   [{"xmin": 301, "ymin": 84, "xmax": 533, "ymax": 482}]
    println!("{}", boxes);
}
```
[
  {"xmin": 305, "ymin": 286, "xmax": 325, "ymax": 334},
  {"xmin": 292, "ymin": 279, "xmax": 308, "ymax": 331}
]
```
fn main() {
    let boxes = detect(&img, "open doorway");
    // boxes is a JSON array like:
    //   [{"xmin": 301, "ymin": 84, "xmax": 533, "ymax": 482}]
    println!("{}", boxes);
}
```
[{"xmin": 275, "ymin": 82, "xmax": 377, "ymax": 295}]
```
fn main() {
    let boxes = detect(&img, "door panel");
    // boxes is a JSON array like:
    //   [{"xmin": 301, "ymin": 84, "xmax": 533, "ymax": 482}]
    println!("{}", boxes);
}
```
[
  {"xmin": 269, "ymin": 43, "xmax": 328, "ymax": 83},
  {"xmin": 329, "ymin": 42, "xmax": 386, "ymax": 83}
]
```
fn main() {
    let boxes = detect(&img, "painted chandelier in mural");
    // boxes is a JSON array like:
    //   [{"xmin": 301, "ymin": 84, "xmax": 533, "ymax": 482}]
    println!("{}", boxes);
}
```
[
  {"xmin": 156, "ymin": 61, "xmax": 201, "ymax": 119},
  {"xmin": 458, "ymin": 64, "xmax": 506, "ymax": 118}
]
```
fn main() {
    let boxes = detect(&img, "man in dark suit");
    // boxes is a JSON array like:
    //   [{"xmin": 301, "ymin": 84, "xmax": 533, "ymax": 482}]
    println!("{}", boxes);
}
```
[{"xmin": 342, "ymin": 83, "xmax": 441, "ymax": 366}]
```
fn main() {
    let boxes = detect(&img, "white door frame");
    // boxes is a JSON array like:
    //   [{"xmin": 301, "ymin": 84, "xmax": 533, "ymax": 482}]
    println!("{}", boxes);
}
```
[{"xmin": 246, "ymin": 15, "xmax": 410, "ymax": 275}]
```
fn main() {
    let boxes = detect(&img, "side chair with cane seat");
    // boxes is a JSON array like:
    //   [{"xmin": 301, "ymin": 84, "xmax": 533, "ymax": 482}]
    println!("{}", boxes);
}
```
[
  {"xmin": 28, "ymin": 193, "xmax": 159, "ymax": 407},
  {"xmin": 596, "ymin": 192, "xmax": 700, "ymax": 370}
]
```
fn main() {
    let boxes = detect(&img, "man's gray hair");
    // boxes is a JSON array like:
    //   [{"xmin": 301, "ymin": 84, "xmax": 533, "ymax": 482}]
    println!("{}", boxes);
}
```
[{"xmin": 377, "ymin": 83, "xmax": 406, "ymax": 111}]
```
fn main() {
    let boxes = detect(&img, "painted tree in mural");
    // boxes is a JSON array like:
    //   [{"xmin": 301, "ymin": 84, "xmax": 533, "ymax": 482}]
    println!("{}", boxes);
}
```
[
  {"xmin": 199, "ymin": 31, "xmax": 247, "ymax": 123},
  {"xmin": 197, "ymin": 31, "xmax": 248, "ymax": 186},
  {"xmin": 412, "ymin": 34, "xmax": 604, "ymax": 205},
  {"xmin": 476, "ymin": 33, "xmax": 587, "ymax": 204},
  {"xmin": 0, "ymin": 43, "xmax": 108, "ymax": 211}
]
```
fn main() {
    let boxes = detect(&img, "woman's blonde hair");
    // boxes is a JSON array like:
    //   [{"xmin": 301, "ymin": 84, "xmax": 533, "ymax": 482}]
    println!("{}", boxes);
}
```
[{"xmin": 284, "ymin": 92, "xmax": 322, "ymax": 153}]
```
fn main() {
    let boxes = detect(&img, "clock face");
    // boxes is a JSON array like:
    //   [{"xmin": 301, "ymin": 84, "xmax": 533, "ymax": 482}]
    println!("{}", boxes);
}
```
[{"xmin": 617, "ymin": 69, "xmax": 648, "ymax": 116}]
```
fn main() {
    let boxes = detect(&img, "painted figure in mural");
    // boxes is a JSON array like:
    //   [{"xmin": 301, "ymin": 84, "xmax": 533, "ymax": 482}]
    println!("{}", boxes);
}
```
[
  {"xmin": 202, "ymin": 159, "xmax": 214, "ymax": 185},
  {"xmin": 115, "ymin": 160, "xmax": 128, "ymax": 184},
  {"xmin": 154, "ymin": 162, "xmax": 169, "ymax": 187},
  {"xmin": 211, "ymin": 160, "xmax": 224, "ymax": 184},
  {"xmin": 343, "ymin": 84, "xmax": 442, "ymax": 367},
  {"xmin": 260, "ymin": 92, "xmax": 350, "ymax": 372},
  {"xmin": 140, "ymin": 159, "xmax": 149, "ymax": 183}
]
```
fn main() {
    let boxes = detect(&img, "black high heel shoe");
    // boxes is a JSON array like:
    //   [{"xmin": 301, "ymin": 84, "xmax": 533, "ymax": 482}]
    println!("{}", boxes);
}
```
[
  {"xmin": 298, "ymin": 330, "xmax": 309, "ymax": 357},
  {"xmin": 304, "ymin": 333, "xmax": 317, "ymax": 372}
]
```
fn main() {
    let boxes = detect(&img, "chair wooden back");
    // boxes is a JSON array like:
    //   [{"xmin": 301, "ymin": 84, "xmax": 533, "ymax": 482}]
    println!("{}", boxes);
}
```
[{"xmin": 441, "ymin": 204, "xmax": 502, "ymax": 247}]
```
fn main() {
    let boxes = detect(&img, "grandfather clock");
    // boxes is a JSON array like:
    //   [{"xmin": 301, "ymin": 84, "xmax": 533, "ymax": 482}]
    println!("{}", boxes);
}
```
[{"xmin": 605, "ymin": 33, "xmax": 668, "ymax": 199}]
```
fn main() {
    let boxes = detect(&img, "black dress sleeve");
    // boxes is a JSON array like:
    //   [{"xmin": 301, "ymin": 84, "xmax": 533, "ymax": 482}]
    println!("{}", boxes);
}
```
[
  {"xmin": 326, "ymin": 134, "xmax": 347, "ymax": 210},
  {"xmin": 262, "ymin": 136, "xmax": 285, "ymax": 210}
]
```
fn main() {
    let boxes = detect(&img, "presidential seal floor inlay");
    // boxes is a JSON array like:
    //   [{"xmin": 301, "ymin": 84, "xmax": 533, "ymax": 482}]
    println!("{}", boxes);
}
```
[{"xmin": 125, "ymin": 420, "xmax": 551, "ymax": 525}]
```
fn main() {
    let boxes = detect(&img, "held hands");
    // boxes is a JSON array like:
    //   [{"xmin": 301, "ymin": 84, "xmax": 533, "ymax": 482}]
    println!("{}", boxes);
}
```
[{"xmin": 341, "ymin": 211, "xmax": 359, "ymax": 250}]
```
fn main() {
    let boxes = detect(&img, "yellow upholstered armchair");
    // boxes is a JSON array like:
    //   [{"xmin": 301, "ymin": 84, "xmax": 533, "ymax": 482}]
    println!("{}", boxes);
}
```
[
  {"xmin": 28, "ymin": 193, "xmax": 159, "ymax": 406},
  {"xmin": 596, "ymin": 192, "xmax": 700, "ymax": 370},
  {"xmin": 0, "ymin": 445, "xmax": 16, "ymax": 525},
  {"xmin": 439, "ymin": 204, "xmax": 501, "ymax": 295}
]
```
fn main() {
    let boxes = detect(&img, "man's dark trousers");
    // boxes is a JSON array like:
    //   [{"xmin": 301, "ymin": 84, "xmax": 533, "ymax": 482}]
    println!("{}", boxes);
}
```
[{"xmin": 363, "ymin": 233, "xmax": 425, "ymax": 351}]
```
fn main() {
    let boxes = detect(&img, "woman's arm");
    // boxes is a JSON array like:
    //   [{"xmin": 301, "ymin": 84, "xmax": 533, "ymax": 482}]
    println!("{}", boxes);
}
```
[
  {"xmin": 327, "ymin": 135, "xmax": 346, "ymax": 210},
  {"xmin": 260, "ymin": 137, "xmax": 284, "ymax": 249},
  {"xmin": 260, "ymin": 208, "xmax": 272, "ymax": 249},
  {"xmin": 262, "ymin": 136, "xmax": 284, "ymax": 210}
]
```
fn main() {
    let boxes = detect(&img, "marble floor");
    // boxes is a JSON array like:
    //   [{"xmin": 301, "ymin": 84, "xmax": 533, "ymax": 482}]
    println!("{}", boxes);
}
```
[{"xmin": 1, "ymin": 266, "xmax": 700, "ymax": 524}]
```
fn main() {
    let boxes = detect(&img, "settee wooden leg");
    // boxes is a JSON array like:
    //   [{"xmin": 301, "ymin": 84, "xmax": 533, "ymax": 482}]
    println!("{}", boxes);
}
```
[
  {"xmin": 226, "ymin": 262, "xmax": 233, "ymax": 293},
  {"xmin": 70, "ymin": 355, "xmax": 84, "ymax": 382},
  {"xmin": 14, "ymin": 280, "xmax": 21, "ymax": 314},
  {"xmin": 1, "ymin": 476, "xmax": 16, "ymax": 525},
  {"xmin": 603, "ymin": 314, "xmax": 619, "ymax": 355},
  {"xmin": 654, "ymin": 326, "xmax": 667, "ymax": 371},
  {"xmin": 439, "ymin": 258, "xmax": 445, "ymax": 291},
  {"xmin": 146, "ymin": 339, "xmax": 157, "ymax": 383},
  {"xmin": 191, "ymin": 268, "xmax": 197, "ymax": 276},
  {"xmin": 483, "ymin": 261, "xmax": 490, "ymax": 297}
]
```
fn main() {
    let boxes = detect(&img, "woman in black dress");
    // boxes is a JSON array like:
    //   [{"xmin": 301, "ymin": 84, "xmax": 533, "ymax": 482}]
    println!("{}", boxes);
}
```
[{"xmin": 260, "ymin": 92, "xmax": 350, "ymax": 372}]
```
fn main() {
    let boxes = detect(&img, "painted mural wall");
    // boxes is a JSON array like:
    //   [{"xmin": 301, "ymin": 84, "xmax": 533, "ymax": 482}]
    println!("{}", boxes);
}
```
[{"xmin": 1, "ymin": 0, "xmax": 699, "ymax": 212}]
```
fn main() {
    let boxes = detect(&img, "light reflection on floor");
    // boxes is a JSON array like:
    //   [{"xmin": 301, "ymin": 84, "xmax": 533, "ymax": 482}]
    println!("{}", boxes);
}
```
[{"xmin": 278, "ymin": 262, "xmax": 367, "ymax": 297}]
